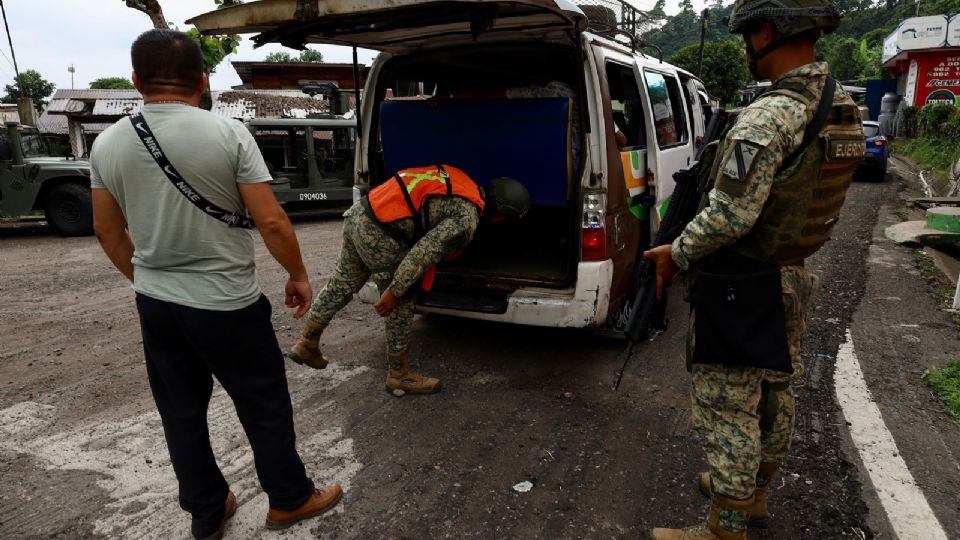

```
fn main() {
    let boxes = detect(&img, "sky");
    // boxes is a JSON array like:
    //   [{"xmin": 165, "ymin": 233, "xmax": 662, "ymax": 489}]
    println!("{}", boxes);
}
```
[{"xmin": 0, "ymin": 0, "xmax": 708, "ymax": 94}]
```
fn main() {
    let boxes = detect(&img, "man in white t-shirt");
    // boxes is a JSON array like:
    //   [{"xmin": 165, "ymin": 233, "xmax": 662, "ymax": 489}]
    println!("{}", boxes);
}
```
[{"xmin": 91, "ymin": 29, "xmax": 340, "ymax": 540}]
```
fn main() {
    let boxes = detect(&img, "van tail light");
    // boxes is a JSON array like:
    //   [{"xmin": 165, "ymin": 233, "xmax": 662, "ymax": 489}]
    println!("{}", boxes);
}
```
[
  {"xmin": 582, "ymin": 193, "xmax": 607, "ymax": 261},
  {"xmin": 874, "ymin": 138, "xmax": 886, "ymax": 147}
]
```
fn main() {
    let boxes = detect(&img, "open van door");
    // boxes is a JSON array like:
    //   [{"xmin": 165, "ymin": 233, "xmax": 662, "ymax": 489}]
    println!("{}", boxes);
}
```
[{"xmin": 188, "ymin": 0, "xmax": 586, "ymax": 52}]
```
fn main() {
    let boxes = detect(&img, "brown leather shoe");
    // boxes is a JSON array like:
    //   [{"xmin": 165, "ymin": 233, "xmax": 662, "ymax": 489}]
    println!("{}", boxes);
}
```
[
  {"xmin": 196, "ymin": 491, "xmax": 236, "ymax": 540},
  {"xmin": 265, "ymin": 483, "xmax": 343, "ymax": 530}
]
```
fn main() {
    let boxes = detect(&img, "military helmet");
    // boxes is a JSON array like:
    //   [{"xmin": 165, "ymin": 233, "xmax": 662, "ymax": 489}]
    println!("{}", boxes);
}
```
[
  {"xmin": 727, "ymin": 0, "xmax": 842, "ymax": 38},
  {"xmin": 487, "ymin": 177, "xmax": 530, "ymax": 221}
]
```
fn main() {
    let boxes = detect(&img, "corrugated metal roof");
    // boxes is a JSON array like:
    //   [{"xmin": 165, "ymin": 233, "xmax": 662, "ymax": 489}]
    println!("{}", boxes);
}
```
[{"xmin": 37, "ymin": 89, "xmax": 338, "ymax": 133}]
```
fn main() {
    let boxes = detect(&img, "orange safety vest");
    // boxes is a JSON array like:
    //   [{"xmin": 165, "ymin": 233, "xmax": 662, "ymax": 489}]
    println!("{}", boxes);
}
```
[{"xmin": 367, "ymin": 164, "xmax": 485, "ymax": 225}]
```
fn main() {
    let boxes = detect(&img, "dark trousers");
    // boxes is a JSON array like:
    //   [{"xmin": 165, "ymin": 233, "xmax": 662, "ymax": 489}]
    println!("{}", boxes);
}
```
[{"xmin": 135, "ymin": 293, "xmax": 314, "ymax": 538}]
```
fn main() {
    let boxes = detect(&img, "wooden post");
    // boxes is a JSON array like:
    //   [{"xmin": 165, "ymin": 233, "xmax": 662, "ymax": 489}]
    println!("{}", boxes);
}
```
[
  {"xmin": 67, "ymin": 118, "xmax": 85, "ymax": 158},
  {"xmin": 953, "ymin": 274, "xmax": 959, "ymax": 310}
]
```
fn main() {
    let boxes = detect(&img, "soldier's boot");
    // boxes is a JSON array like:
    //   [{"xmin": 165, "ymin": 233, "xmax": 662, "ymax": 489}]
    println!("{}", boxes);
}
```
[
  {"xmin": 697, "ymin": 462, "xmax": 779, "ymax": 526},
  {"xmin": 647, "ymin": 492, "xmax": 754, "ymax": 540},
  {"xmin": 385, "ymin": 351, "xmax": 441, "ymax": 395},
  {"xmin": 287, "ymin": 320, "xmax": 329, "ymax": 369}
]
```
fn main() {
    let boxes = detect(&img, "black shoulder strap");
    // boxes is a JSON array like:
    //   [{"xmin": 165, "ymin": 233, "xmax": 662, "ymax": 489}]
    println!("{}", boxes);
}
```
[
  {"xmin": 780, "ymin": 76, "xmax": 836, "ymax": 171},
  {"xmin": 393, "ymin": 172, "xmax": 425, "ymax": 239},
  {"xmin": 129, "ymin": 113, "xmax": 254, "ymax": 229}
]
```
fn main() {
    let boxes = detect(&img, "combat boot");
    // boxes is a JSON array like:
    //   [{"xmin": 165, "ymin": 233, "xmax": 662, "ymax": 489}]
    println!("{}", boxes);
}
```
[
  {"xmin": 385, "ymin": 351, "xmax": 441, "ymax": 394},
  {"xmin": 287, "ymin": 320, "xmax": 329, "ymax": 369},
  {"xmin": 647, "ymin": 492, "xmax": 753, "ymax": 540},
  {"xmin": 698, "ymin": 462, "xmax": 779, "ymax": 526}
]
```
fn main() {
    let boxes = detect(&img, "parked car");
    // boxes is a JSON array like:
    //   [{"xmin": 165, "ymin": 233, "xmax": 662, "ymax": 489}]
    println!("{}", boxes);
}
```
[
  {"xmin": 190, "ymin": 0, "xmax": 710, "ymax": 331},
  {"xmin": 855, "ymin": 120, "xmax": 888, "ymax": 182}
]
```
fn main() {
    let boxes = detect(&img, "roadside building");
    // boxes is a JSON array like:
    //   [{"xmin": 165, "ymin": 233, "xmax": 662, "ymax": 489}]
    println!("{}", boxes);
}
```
[
  {"xmin": 882, "ymin": 14, "xmax": 960, "ymax": 108},
  {"xmin": 231, "ymin": 61, "xmax": 365, "ymax": 90}
]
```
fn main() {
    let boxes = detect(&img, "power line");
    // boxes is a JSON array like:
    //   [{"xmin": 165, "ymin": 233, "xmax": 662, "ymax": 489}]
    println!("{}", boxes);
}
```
[
  {"xmin": 0, "ymin": 0, "xmax": 21, "ymax": 96},
  {"xmin": 0, "ymin": 46, "xmax": 15, "ymax": 72}
]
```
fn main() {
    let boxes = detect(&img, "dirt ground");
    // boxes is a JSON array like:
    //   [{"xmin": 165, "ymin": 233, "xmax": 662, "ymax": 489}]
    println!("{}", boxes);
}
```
[{"xmin": 0, "ymin": 175, "xmax": 957, "ymax": 539}]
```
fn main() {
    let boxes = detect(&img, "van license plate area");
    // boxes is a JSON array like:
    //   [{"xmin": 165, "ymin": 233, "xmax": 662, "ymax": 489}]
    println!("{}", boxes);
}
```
[{"xmin": 416, "ymin": 290, "xmax": 508, "ymax": 314}]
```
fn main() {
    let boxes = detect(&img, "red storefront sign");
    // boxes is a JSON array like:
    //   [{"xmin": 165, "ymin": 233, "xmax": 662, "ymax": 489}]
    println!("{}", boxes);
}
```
[{"xmin": 915, "ymin": 50, "xmax": 960, "ymax": 106}]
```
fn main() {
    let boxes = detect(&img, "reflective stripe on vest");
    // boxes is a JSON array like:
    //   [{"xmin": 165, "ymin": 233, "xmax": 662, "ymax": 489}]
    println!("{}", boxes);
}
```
[{"xmin": 367, "ymin": 164, "xmax": 486, "ymax": 224}]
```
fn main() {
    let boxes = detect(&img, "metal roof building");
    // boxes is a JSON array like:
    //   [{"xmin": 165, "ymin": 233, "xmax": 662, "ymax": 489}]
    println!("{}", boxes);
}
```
[{"xmin": 39, "ymin": 89, "xmax": 334, "ymax": 156}]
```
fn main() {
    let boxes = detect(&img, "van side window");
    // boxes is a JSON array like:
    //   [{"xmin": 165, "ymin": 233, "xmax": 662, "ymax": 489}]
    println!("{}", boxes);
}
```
[
  {"xmin": 605, "ymin": 62, "xmax": 645, "ymax": 150},
  {"xmin": 644, "ymin": 71, "xmax": 688, "ymax": 148}
]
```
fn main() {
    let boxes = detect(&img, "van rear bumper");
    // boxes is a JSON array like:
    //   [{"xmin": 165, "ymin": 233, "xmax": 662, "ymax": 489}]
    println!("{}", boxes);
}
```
[{"xmin": 357, "ymin": 260, "xmax": 614, "ymax": 328}]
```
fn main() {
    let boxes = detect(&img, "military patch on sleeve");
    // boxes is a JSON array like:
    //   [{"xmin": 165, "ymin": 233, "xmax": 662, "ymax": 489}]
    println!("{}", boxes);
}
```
[{"xmin": 716, "ymin": 140, "xmax": 765, "ymax": 197}]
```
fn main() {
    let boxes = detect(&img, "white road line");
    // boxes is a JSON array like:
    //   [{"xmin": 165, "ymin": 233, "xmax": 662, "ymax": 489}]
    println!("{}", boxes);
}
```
[{"xmin": 834, "ymin": 329, "xmax": 948, "ymax": 540}]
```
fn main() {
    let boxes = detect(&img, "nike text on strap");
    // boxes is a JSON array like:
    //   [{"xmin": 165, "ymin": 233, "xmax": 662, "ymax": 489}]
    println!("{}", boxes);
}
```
[{"xmin": 129, "ymin": 113, "xmax": 254, "ymax": 229}]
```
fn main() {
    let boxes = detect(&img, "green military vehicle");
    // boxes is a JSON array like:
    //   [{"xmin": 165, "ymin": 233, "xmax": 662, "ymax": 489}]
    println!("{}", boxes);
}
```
[
  {"xmin": 247, "ymin": 116, "xmax": 357, "ymax": 209},
  {"xmin": 246, "ymin": 83, "xmax": 358, "ymax": 211},
  {"xmin": 0, "ymin": 122, "xmax": 93, "ymax": 236}
]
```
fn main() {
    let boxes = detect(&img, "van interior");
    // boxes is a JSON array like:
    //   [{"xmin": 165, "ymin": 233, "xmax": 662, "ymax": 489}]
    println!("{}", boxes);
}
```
[{"xmin": 368, "ymin": 45, "xmax": 585, "ymax": 294}]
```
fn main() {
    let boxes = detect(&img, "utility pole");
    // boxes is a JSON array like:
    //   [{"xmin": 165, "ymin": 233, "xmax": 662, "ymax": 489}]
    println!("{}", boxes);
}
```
[
  {"xmin": 68, "ymin": 65, "xmax": 75, "ymax": 89},
  {"xmin": 697, "ymin": 8, "xmax": 709, "ymax": 78},
  {"xmin": 0, "ymin": 0, "xmax": 34, "ymax": 126}
]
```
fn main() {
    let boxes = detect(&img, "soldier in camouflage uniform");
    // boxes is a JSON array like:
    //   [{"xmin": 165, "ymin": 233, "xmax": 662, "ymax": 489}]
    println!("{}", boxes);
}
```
[
  {"xmin": 643, "ymin": 1, "xmax": 863, "ymax": 539},
  {"xmin": 288, "ymin": 165, "xmax": 529, "ymax": 395}
]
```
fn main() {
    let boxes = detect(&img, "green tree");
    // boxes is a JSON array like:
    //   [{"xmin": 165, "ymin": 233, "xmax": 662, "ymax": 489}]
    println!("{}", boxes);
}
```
[
  {"xmin": 264, "ymin": 49, "xmax": 325, "ymax": 63},
  {"xmin": 264, "ymin": 51, "xmax": 294, "ymax": 62},
  {"xmin": 90, "ymin": 77, "xmax": 135, "ymax": 90},
  {"xmin": 669, "ymin": 40, "xmax": 749, "ymax": 106},
  {"xmin": 2, "ymin": 70, "xmax": 56, "ymax": 109},
  {"xmin": 298, "ymin": 49, "xmax": 325, "ymax": 63}
]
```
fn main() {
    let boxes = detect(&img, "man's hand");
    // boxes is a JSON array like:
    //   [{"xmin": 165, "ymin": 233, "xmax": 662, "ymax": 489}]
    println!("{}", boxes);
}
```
[
  {"xmin": 374, "ymin": 289, "xmax": 399, "ymax": 318},
  {"xmin": 285, "ymin": 278, "xmax": 313, "ymax": 319},
  {"xmin": 642, "ymin": 244, "xmax": 678, "ymax": 300}
]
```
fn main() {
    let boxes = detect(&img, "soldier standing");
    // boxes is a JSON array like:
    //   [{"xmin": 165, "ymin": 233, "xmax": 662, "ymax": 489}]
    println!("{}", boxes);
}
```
[
  {"xmin": 643, "ymin": 1, "xmax": 864, "ymax": 539},
  {"xmin": 288, "ymin": 165, "xmax": 529, "ymax": 395}
]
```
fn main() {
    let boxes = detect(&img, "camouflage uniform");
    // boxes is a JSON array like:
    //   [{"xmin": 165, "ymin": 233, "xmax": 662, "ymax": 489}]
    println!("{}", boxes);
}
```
[
  {"xmin": 307, "ymin": 196, "xmax": 480, "ymax": 354},
  {"xmin": 671, "ymin": 62, "xmax": 848, "ymax": 500}
]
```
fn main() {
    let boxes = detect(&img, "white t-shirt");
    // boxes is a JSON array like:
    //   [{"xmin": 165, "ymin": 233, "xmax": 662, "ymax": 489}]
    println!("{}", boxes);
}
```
[{"xmin": 90, "ymin": 104, "xmax": 272, "ymax": 311}]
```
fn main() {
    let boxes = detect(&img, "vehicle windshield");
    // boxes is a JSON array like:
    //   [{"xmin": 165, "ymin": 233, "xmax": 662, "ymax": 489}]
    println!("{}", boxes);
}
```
[
  {"xmin": 20, "ymin": 128, "xmax": 49, "ymax": 157},
  {"xmin": 862, "ymin": 124, "xmax": 880, "ymax": 138}
]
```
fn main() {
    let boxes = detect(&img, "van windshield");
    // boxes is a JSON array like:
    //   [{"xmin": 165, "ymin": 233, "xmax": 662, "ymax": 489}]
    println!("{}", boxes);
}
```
[{"xmin": 20, "ymin": 128, "xmax": 49, "ymax": 157}]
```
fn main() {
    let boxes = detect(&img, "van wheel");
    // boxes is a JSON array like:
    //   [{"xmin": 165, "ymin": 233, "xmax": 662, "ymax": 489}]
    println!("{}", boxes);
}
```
[{"xmin": 44, "ymin": 183, "xmax": 93, "ymax": 236}]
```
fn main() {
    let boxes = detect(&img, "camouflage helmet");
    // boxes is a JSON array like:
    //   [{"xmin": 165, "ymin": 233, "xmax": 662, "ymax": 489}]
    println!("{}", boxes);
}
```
[{"xmin": 727, "ymin": 0, "xmax": 842, "ymax": 38}]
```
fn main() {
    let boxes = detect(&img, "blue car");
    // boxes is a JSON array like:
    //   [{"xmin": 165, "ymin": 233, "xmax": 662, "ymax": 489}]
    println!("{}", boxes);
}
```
[{"xmin": 855, "ymin": 121, "xmax": 889, "ymax": 182}]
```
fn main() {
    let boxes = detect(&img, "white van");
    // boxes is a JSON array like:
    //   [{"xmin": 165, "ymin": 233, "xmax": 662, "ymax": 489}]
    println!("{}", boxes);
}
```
[{"xmin": 190, "ymin": 0, "xmax": 710, "ymax": 330}]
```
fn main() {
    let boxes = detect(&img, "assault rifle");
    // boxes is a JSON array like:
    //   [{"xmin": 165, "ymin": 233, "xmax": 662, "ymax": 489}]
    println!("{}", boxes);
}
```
[{"xmin": 612, "ymin": 108, "xmax": 729, "ymax": 390}]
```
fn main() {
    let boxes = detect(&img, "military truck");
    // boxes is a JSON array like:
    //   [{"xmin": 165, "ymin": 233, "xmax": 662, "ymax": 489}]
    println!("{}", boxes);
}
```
[
  {"xmin": 0, "ymin": 122, "xmax": 93, "ymax": 236},
  {"xmin": 246, "ymin": 83, "xmax": 358, "ymax": 210},
  {"xmin": 247, "ymin": 117, "xmax": 357, "ymax": 209}
]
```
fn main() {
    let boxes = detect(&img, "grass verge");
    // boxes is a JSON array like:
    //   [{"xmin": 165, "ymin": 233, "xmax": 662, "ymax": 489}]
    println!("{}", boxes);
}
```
[
  {"xmin": 923, "ymin": 360, "xmax": 960, "ymax": 427},
  {"xmin": 891, "ymin": 138, "xmax": 957, "ymax": 193}
]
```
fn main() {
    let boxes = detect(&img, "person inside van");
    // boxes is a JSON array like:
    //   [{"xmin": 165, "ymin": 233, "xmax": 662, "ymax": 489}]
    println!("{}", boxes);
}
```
[{"xmin": 287, "ymin": 165, "xmax": 530, "ymax": 396}]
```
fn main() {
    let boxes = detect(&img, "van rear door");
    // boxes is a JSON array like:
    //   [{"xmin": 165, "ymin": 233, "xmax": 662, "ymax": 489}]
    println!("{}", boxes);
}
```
[{"xmin": 188, "ymin": 0, "xmax": 586, "ymax": 51}]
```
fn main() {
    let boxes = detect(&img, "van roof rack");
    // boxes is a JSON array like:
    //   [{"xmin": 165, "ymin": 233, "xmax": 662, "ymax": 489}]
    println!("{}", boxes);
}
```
[{"xmin": 574, "ymin": 0, "xmax": 653, "ymax": 51}]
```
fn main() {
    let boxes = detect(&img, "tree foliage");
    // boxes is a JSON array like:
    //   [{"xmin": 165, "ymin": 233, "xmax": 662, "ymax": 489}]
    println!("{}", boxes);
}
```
[
  {"xmin": 90, "ymin": 77, "xmax": 135, "ymax": 90},
  {"xmin": 644, "ymin": 2, "xmax": 734, "ymax": 59},
  {"xmin": 2, "ymin": 70, "xmax": 55, "ymax": 109},
  {"xmin": 669, "ymin": 40, "xmax": 749, "ymax": 105},
  {"xmin": 264, "ymin": 48, "xmax": 325, "ymax": 63}
]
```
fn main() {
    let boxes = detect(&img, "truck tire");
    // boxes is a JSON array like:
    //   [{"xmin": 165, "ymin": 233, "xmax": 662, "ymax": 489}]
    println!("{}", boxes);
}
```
[{"xmin": 44, "ymin": 183, "xmax": 93, "ymax": 236}]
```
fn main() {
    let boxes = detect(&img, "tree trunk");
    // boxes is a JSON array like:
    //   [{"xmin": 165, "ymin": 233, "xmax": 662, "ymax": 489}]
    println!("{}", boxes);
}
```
[{"xmin": 126, "ymin": 0, "xmax": 169, "ymax": 29}]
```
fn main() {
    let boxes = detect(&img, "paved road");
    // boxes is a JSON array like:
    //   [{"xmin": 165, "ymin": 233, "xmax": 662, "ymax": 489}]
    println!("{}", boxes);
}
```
[{"xmin": 0, "ymin": 175, "xmax": 957, "ymax": 539}]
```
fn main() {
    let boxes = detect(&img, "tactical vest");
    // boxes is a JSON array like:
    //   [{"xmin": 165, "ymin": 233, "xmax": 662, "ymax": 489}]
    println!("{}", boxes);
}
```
[
  {"xmin": 367, "ymin": 164, "xmax": 486, "ymax": 225},
  {"xmin": 715, "ymin": 78, "xmax": 864, "ymax": 266}
]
